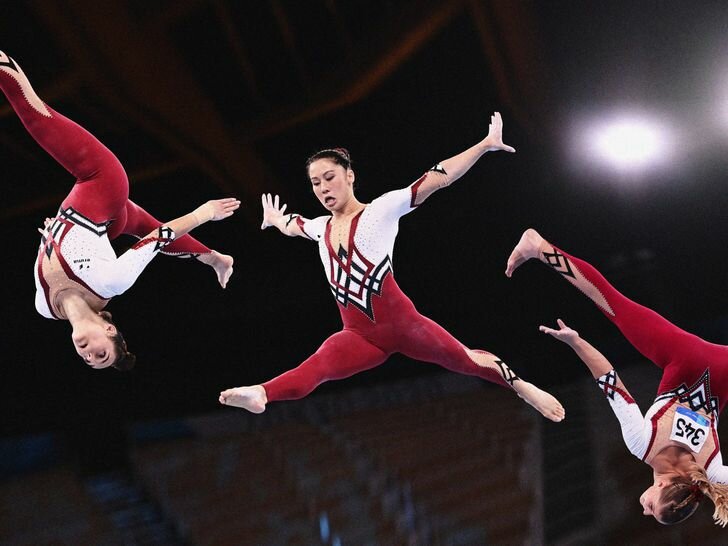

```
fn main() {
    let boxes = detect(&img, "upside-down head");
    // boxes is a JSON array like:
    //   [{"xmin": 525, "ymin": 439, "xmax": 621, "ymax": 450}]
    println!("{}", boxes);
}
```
[{"xmin": 71, "ymin": 310, "xmax": 135, "ymax": 370}]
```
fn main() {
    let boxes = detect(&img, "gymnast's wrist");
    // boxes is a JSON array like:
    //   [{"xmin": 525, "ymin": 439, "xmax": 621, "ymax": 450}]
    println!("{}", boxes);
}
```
[{"xmin": 192, "ymin": 204, "xmax": 213, "ymax": 226}]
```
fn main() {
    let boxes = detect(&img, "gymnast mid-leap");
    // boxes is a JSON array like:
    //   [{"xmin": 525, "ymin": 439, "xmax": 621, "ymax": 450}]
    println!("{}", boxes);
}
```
[
  {"xmin": 0, "ymin": 52, "xmax": 240, "ymax": 370},
  {"xmin": 219, "ymin": 113, "xmax": 565, "ymax": 422},
  {"xmin": 506, "ymin": 228, "xmax": 728, "ymax": 526}
]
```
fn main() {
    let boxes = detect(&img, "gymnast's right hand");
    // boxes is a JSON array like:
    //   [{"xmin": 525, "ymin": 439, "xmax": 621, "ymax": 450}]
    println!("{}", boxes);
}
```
[
  {"xmin": 539, "ymin": 319, "xmax": 580, "ymax": 345},
  {"xmin": 261, "ymin": 193, "xmax": 287, "ymax": 230},
  {"xmin": 36, "ymin": 216, "xmax": 55, "ymax": 237}
]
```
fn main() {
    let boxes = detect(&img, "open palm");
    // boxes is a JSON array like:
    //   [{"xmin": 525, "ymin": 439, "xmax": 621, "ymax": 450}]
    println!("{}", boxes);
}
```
[
  {"xmin": 483, "ymin": 112, "xmax": 516, "ymax": 153},
  {"xmin": 539, "ymin": 319, "xmax": 580, "ymax": 344}
]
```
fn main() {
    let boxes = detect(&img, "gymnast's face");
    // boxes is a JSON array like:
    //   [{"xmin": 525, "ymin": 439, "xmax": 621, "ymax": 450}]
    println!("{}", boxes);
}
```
[
  {"xmin": 72, "ymin": 321, "xmax": 117, "ymax": 369},
  {"xmin": 308, "ymin": 158, "xmax": 355, "ymax": 212},
  {"xmin": 639, "ymin": 482, "xmax": 667, "ymax": 520}
]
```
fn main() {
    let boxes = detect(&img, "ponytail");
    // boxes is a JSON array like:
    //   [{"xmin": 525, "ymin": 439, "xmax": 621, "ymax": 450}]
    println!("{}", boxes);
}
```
[{"xmin": 687, "ymin": 464, "xmax": 728, "ymax": 527}]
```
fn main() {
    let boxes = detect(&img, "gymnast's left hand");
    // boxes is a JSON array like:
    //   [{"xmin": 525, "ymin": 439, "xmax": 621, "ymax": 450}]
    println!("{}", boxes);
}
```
[
  {"xmin": 482, "ymin": 112, "xmax": 516, "ymax": 153},
  {"xmin": 197, "ymin": 198, "xmax": 241, "ymax": 222},
  {"xmin": 539, "ymin": 319, "xmax": 580, "ymax": 344}
]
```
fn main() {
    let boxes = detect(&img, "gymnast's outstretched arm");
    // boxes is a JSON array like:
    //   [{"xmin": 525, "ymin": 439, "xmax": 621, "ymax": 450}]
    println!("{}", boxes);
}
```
[
  {"xmin": 259, "ymin": 193, "xmax": 322, "ymax": 240},
  {"xmin": 541, "ymin": 319, "xmax": 648, "ymax": 459},
  {"xmin": 100, "ymin": 198, "xmax": 240, "ymax": 295},
  {"xmin": 410, "ymin": 111, "xmax": 515, "ymax": 206}
]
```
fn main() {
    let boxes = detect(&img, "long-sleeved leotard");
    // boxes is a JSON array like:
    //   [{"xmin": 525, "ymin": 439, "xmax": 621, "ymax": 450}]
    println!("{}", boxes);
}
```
[
  {"xmin": 535, "ymin": 242, "xmax": 728, "ymax": 480},
  {"xmin": 262, "ymin": 169, "xmax": 521, "ymax": 402},
  {"xmin": 594, "ymin": 368, "xmax": 727, "ymax": 483},
  {"xmin": 0, "ymin": 52, "xmax": 212, "ymax": 319}
]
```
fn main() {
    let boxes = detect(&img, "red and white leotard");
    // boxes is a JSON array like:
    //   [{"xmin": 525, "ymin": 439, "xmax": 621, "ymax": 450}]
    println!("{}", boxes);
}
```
[
  {"xmin": 537, "ymin": 242, "xmax": 728, "ymax": 483},
  {"xmin": 297, "ymin": 186, "xmax": 413, "ymax": 322},
  {"xmin": 597, "ymin": 368, "xmax": 727, "ymax": 483},
  {"xmin": 0, "ymin": 51, "xmax": 213, "ymax": 321},
  {"xmin": 262, "ymin": 173, "xmax": 519, "ymax": 402},
  {"xmin": 34, "ymin": 210, "xmax": 176, "ymax": 319}
]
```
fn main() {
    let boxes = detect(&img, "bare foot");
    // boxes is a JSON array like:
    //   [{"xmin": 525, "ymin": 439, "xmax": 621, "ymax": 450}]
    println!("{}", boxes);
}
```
[
  {"xmin": 199, "ymin": 251, "xmax": 234, "ymax": 288},
  {"xmin": 513, "ymin": 381, "xmax": 565, "ymax": 422},
  {"xmin": 219, "ymin": 385, "xmax": 267, "ymax": 413},
  {"xmin": 505, "ymin": 228, "xmax": 545, "ymax": 278}
]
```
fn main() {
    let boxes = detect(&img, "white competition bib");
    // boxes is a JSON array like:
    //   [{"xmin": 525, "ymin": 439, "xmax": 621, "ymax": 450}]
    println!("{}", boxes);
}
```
[{"xmin": 670, "ymin": 406, "xmax": 710, "ymax": 453}]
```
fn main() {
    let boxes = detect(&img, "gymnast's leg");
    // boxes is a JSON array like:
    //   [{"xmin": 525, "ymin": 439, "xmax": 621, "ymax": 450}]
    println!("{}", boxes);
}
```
[
  {"xmin": 219, "ymin": 330, "xmax": 388, "ymax": 413},
  {"xmin": 506, "ymin": 229, "xmax": 708, "ymax": 375},
  {"xmin": 115, "ymin": 200, "xmax": 234, "ymax": 288},
  {"xmin": 397, "ymin": 313, "xmax": 565, "ymax": 422},
  {"xmin": 0, "ymin": 51, "xmax": 127, "ymax": 222}
]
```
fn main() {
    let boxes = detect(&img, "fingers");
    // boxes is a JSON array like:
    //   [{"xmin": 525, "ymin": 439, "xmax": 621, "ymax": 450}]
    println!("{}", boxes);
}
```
[
  {"xmin": 557, "ymin": 318, "xmax": 567, "ymax": 329},
  {"xmin": 261, "ymin": 193, "xmax": 285, "ymax": 211}
]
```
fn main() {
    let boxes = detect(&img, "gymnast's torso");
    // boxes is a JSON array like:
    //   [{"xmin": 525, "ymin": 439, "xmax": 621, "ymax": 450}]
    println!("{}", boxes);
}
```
[
  {"xmin": 34, "ymin": 206, "xmax": 175, "ymax": 319},
  {"xmin": 598, "ymin": 368, "xmax": 728, "ymax": 483},
  {"xmin": 297, "ymin": 186, "xmax": 420, "ymax": 327}
]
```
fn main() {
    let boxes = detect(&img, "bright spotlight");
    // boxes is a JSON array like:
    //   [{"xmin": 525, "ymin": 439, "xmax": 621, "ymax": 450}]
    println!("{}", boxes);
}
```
[{"xmin": 588, "ymin": 116, "xmax": 670, "ymax": 172}]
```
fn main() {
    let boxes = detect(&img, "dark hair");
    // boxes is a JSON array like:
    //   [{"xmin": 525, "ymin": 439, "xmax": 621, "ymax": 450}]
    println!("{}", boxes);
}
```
[
  {"xmin": 656, "ymin": 479, "xmax": 702, "ymax": 525},
  {"xmin": 305, "ymin": 148, "xmax": 352, "ymax": 172},
  {"xmin": 99, "ymin": 311, "xmax": 136, "ymax": 371}
]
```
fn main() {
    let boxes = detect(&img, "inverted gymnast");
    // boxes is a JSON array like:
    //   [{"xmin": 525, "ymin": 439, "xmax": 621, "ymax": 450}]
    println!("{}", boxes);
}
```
[
  {"xmin": 219, "ymin": 113, "xmax": 564, "ymax": 422},
  {"xmin": 506, "ymin": 229, "xmax": 728, "ymax": 526},
  {"xmin": 0, "ymin": 52, "xmax": 240, "ymax": 370}
]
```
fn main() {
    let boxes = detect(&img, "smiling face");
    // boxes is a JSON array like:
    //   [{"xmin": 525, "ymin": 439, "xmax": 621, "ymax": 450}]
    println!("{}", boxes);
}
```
[
  {"xmin": 307, "ymin": 158, "xmax": 356, "ymax": 213},
  {"xmin": 71, "ymin": 320, "xmax": 117, "ymax": 369}
]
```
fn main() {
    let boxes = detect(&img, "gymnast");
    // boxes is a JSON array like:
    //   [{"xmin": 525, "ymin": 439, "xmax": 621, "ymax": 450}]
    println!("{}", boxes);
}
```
[
  {"xmin": 0, "ymin": 51, "xmax": 240, "ymax": 370},
  {"xmin": 220, "ymin": 113, "xmax": 565, "ymax": 422},
  {"xmin": 507, "ymin": 228, "xmax": 728, "ymax": 526}
]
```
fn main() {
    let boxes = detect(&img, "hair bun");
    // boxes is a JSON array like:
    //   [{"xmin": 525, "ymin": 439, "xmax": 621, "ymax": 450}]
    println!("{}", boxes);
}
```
[{"xmin": 333, "ymin": 147, "xmax": 350, "ymax": 161}]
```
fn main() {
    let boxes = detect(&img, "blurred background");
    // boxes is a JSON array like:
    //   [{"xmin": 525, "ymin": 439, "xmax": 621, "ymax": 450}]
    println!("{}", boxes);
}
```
[{"xmin": 2, "ymin": 0, "xmax": 728, "ymax": 544}]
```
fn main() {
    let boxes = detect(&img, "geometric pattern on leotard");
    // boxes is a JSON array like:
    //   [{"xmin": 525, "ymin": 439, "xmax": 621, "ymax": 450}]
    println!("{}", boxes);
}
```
[
  {"xmin": 495, "ymin": 359, "xmax": 520, "ymax": 386},
  {"xmin": 0, "ymin": 51, "xmax": 51, "ymax": 117},
  {"xmin": 410, "ymin": 164, "xmax": 449, "ymax": 208},
  {"xmin": 128, "ymin": 232, "xmax": 200, "ymax": 259},
  {"xmin": 57, "ymin": 206, "xmax": 110, "ymax": 236},
  {"xmin": 545, "ymin": 248, "xmax": 615, "ymax": 316},
  {"xmin": 596, "ymin": 369, "xmax": 635, "ymax": 403},
  {"xmin": 655, "ymin": 369, "xmax": 719, "ymax": 421},
  {"xmin": 543, "ymin": 249, "xmax": 575, "ymax": 278},
  {"xmin": 328, "ymin": 244, "xmax": 392, "ymax": 321},
  {"xmin": 42, "ymin": 207, "xmax": 110, "ymax": 258},
  {"xmin": 131, "ymin": 226, "xmax": 175, "ymax": 252}
]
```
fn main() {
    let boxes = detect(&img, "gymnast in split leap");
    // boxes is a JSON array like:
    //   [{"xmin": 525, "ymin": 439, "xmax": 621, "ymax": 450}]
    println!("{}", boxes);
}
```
[
  {"xmin": 220, "ymin": 113, "xmax": 564, "ymax": 422},
  {"xmin": 0, "ymin": 52, "xmax": 240, "ymax": 370},
  {"xmin": 506, "ymin": 229, "xmax": 728, "ymax": 526}
]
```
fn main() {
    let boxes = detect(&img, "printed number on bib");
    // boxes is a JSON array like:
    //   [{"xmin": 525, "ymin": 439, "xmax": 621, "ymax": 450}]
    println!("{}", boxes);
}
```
[{"xmin": 670, "ymin": 406, "xmax": 710, "ymax": 453}]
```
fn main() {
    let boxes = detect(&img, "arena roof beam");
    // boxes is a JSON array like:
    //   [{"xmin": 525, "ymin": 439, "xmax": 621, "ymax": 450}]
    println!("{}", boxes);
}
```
[{"xmin": 241, "ymin": 0, "xmax": 467, "ymax": 140}]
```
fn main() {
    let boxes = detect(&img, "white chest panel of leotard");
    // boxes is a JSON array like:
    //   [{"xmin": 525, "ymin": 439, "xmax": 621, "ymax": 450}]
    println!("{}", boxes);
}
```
[
  {"xmin": 34, "ymin": 210, "xmax": 117, "ymax": 298},
  {"xmin": 304, "ymin": 188, "xmax": 413, "ymax": 319},
  {"xmin": 34, "ymin": 207, "xmax": 175, "ymax": 318}
]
